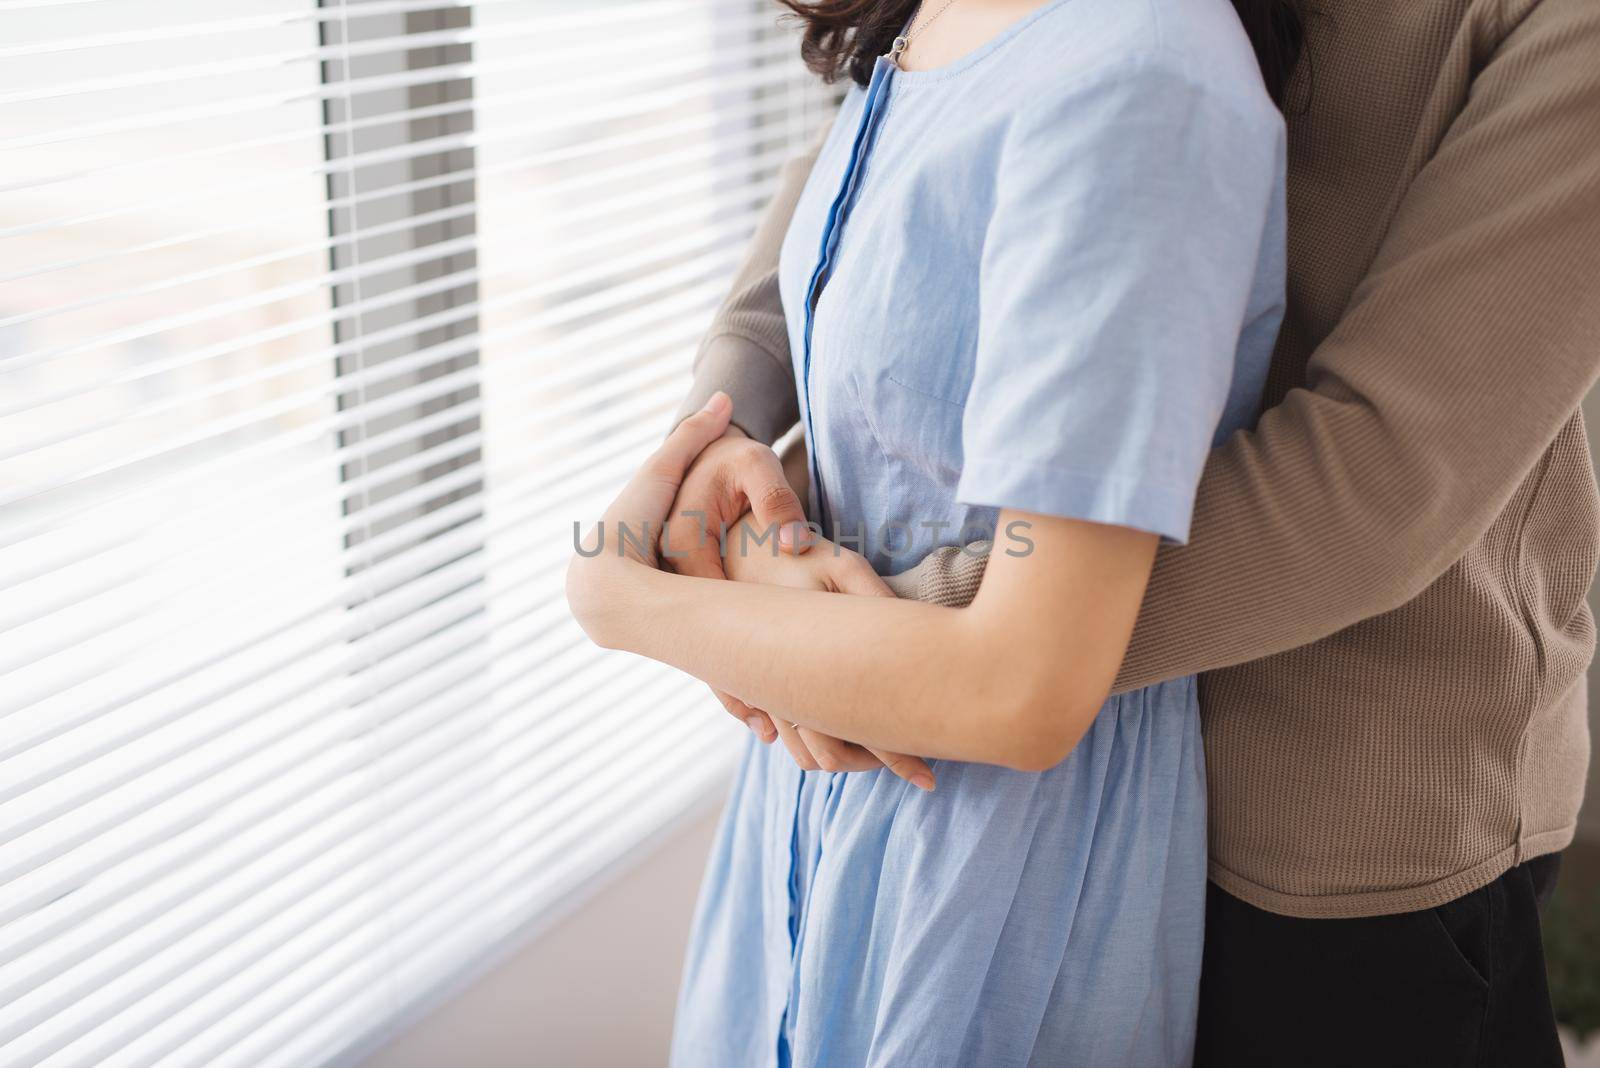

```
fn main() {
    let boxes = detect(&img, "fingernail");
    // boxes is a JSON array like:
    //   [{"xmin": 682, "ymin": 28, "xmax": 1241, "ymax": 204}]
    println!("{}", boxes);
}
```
[
  {"xmin": 911, "ymin": 773, "xmax": 935, "ymax": 792},
  {"xmin": 701, "ymin": 391, "xmax": 730, "ymax": 415},
  {"xmin": 746, "ymin": 715, "xmax": 772, "ymax": 741},
  {"xmin": 778, "ymin": 522, "xmax": 809, "ymax": 551}
]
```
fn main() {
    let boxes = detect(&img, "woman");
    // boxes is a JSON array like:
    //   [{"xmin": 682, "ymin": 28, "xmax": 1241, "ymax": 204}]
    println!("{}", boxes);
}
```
[{"xmin": 568, "ymin": 0, "xmax": 1292, "ymax": 1062}]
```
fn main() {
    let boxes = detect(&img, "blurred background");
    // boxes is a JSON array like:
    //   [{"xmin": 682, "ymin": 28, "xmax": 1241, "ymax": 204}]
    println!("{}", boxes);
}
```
[
  {"xmin": 0, "ymin": 1, "xmax": 833, "ymax": 1064},
  {"xmin": 0, "ymin": 2, "xmax": 1594, "ymax": 1066}
]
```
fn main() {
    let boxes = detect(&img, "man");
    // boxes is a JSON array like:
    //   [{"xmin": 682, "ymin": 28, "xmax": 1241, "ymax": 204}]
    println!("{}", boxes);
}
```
[{"xmin": 662, "ymin": 0, "xmax": 1598, "ymax": 1062}]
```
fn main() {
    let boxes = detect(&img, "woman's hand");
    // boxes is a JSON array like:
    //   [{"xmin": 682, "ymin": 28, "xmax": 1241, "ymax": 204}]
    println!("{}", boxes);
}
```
[
  {"xmin": 658, "ymin": 425, "xmax": 812, "ymax": 746},
  {"xmin": 722, "ymin": 511, "xmax": 935, "ymax": 791},
  {"xmin": 567, "ymin": 392, "xmax": 737, "ymax": 639}
]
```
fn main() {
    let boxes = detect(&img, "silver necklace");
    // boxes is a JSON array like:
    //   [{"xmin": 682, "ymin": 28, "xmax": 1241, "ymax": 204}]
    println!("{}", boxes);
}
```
[{"xmin": 886, "ymin": 0, "xmax": 963, "ymax": 68}]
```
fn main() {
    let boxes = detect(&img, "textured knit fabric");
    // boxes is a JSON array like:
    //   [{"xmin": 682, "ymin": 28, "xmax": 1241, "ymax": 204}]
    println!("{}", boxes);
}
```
[
  {"xmin": 881, "ymin": 541, "xmax": 989, "ymax": 604},
  {"xmin": 677, "ymin": 0, "xmax": 1600, "ymax": 918}
]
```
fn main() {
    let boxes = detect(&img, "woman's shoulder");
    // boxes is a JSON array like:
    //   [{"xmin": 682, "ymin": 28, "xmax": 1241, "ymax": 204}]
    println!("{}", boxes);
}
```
[
  {"xmin": 987, "ymin": 3, "xmax": 1287, "ymax": 210},
  {"xmin": 1016, "ymin": 0, "xmax": 1282, "ymax": 125}
]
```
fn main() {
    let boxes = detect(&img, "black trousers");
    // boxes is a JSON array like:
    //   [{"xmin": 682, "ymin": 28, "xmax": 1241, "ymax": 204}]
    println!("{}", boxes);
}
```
[{"xmin": 1194, "ymin": 854, "xmax": 1564, "ymax": 1067}]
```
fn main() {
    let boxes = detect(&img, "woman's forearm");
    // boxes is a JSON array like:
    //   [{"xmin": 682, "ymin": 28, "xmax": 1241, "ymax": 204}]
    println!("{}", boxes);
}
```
[
  {"xmin": 579, "ymin": 560, "xmax": 1097, "ymax": 770},
  {"xmin": 569, "ymin": 404, "xmax": 1153, "ymax": 771}
]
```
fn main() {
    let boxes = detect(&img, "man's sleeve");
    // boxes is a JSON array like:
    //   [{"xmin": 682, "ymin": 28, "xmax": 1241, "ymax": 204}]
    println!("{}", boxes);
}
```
[
  {"xmin": 899, "ymin": 0, "xmax": 1600, "ymax": 698},
  {"xmin": 1112, "ymin": 0, "xmax": 1600, "ymax": 690},
  {"xmin": 673, "ymin": 124, "xmax": 828, "ymax": 444}
]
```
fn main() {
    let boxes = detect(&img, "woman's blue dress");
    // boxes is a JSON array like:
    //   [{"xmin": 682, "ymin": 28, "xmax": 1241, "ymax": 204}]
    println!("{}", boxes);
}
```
[{"xmin": 671, "ymin": 1, "xmax": 1287, "ymax": 1064}]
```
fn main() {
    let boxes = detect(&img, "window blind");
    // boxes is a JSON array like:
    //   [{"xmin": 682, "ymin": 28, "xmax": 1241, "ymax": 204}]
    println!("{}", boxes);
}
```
[{"xmin": 0, "ymin": 2, "xmax": 837, "ymax": 1064}]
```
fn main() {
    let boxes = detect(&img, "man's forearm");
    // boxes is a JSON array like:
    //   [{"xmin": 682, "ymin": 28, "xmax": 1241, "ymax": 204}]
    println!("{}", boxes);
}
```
[
  {"xmin": 1113, "ymin": 0, "xmax": 1600, "ymax": 690},
  {"xmin": 673, "ymin": 124, "xmax": 827, "ymax": 443},
  {"xmin": 676, "ymin": 335, "xmax": 799, "ymax": 445},
  {"xmin": 893, "ymin": 0, "xmax": 1600, "ymax": 697}
]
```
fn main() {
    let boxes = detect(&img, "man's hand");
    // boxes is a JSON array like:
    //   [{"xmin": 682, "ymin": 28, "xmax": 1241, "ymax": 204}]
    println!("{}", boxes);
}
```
[
  {"xmin": 567, "ymin": 396, "xmax": 789, "ymax": 745},
  {"xmin": 661, "ymin": 426, "xmax": 811, "ymax": 580}
]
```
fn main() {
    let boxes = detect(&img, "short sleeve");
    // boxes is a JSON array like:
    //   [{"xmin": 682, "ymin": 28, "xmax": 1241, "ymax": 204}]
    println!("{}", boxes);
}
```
[{"xmin": 955, "ymin": 61, "xmax": 1282, "ymax": 543}]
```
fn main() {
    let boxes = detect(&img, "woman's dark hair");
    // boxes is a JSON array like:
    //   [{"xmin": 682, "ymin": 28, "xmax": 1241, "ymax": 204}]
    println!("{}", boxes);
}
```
[{"xmin": 775, "ymin": 0, "xmax": 1306, "ymax": 109}]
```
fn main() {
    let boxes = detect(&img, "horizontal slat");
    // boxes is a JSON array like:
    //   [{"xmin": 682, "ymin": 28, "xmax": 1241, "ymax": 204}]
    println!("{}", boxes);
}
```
[
  {"xmin": 225, "ymin": 731, "xmax": 736, "ymax": 1068},
  {"xmin": 4, "ymin": 158, "xmax": 784, "ymax": 455},
  {"xmin": 40, "ymin": 713, "xmax": 731, "ymax": 1068},
  {"xmin": 3, "ymin": 654, "xmax": 729, "ymax": 1066},
  {"xmin": 0, "ymin": 677, "xmax": 718, "ymax": 1064},
  {"xmin": 3, "ymin": 548, "xmax": 665, "ymax": 921},
  {"xmin": 1, "ymin": 9, "xmax": 792, "ymax": 156},
  {"xmin": 1, "ymin": 374, "xmax": 682, "ymax": 770},
  {"xmin": 0, "ymin": 1, "xmax": 451, "ymax": 56},
  {"xmin": 2, "ymin": 428, "xmax": 483, "ymax": 632},
  {"xmin": 163, "ymin": 711, "xmax": 729, "ymax": 1068},
  {"xmin": 2, "ymin": 641, "xmax": 501, "ymax": 958},
  {"xmin": 3, "ymin": 370, "xmax": 686, "ymax": 769},
  {"xmin": 1, "ymin": 92, "xmax": 793, "ymax": 297},
  {"xmin": 214, "ymin": 719, "xmax": 734, "ymax": 1068},
  {"xmin": 1, "ymin": 418, "xmax": 652, "ymax": 748},
  {"xmin": 0, "ymin": 148, "xmax": 789, "ymax": 461},
  {"xmin": 0, "ymin": 655, "xmax": 508, "ymax": 1036},
  {"xmin": 0, "ymin": 197, "xmax": 472, "ymax": 335},
  {"xmin": 5, "ymin": 453, "xmax": 664, "ymax": 831},
  {"xmin": 1, "ymin": 315, "xmax": 691, "ymax": 636},
  {"xmin": 0, "ymin": 674, "xmax": 483, "ymax": 974},
  {"xmin": 2, "ymin": 79, "xmax": 806, "ymax": 243},
  {"xmin": 1, "ymin": 245, "xmax": 743, "ymax": 515},
  {"xmin": 2, "ymin": 554, "xmax": 658, "ymax": 938},
  {"xmin": 0, "ymin": 623, "xmax": 659, "ymax": 959},
  {"xmin": 3, "ymin": 393, "xmax": 673, "ymax": 763},
  {"xmin": 0, "ymin": 0, "xmax": 458, "ymax": 20},
  {"xmin": 0, "ymin": 0, "xmax": 724, "ymax": 104},
  {"xmin": 0, "ymin": 350, "xmax": 691, "ymax": 674},
  {"xmin": 3, "ymin": 226, "xmax": 729, "ymax": 475},
  {"xmin": 1, "ymin": 382, "xmax": 482, "ymax": 587},
  {"xmin": 0, "ymin": 633, "xmax": 508, "ymax": 978},
  {"xmin": 0, "ymin": 653, "xmax": 684, "ymax": 1014},
  {"xmin": 3, "ymin": 28, "xmax": 795, "ymax": 198},
  {"xmin": 241, "ymin": 745, "xmax": 733, "ymax": 1068},
  {"xmin": 0, "ymin": 604, "xmax": 499, "ymax": 905},
  {"xmin": 0, "ymin": 291, "xmax": 700, "ymax": 632},
  {"xmin": 0, "ymin": 92, "xmax": 794, "ymax": 376},
  {"xmin": 0, "ymin": 0, "xmax": 641, "ymax": 60}
]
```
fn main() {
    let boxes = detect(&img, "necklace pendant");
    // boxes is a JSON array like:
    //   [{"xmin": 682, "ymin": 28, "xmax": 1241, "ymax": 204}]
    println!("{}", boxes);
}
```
[{"xmin": 888, "ymin": 35, "xmax": 908, "ymax": 67}]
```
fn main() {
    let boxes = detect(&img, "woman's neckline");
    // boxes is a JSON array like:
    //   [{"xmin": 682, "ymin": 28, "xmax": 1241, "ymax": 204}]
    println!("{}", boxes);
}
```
[{"xmin": 887, "ymin": 0, "xmax": 1074, "ymax": 83}]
